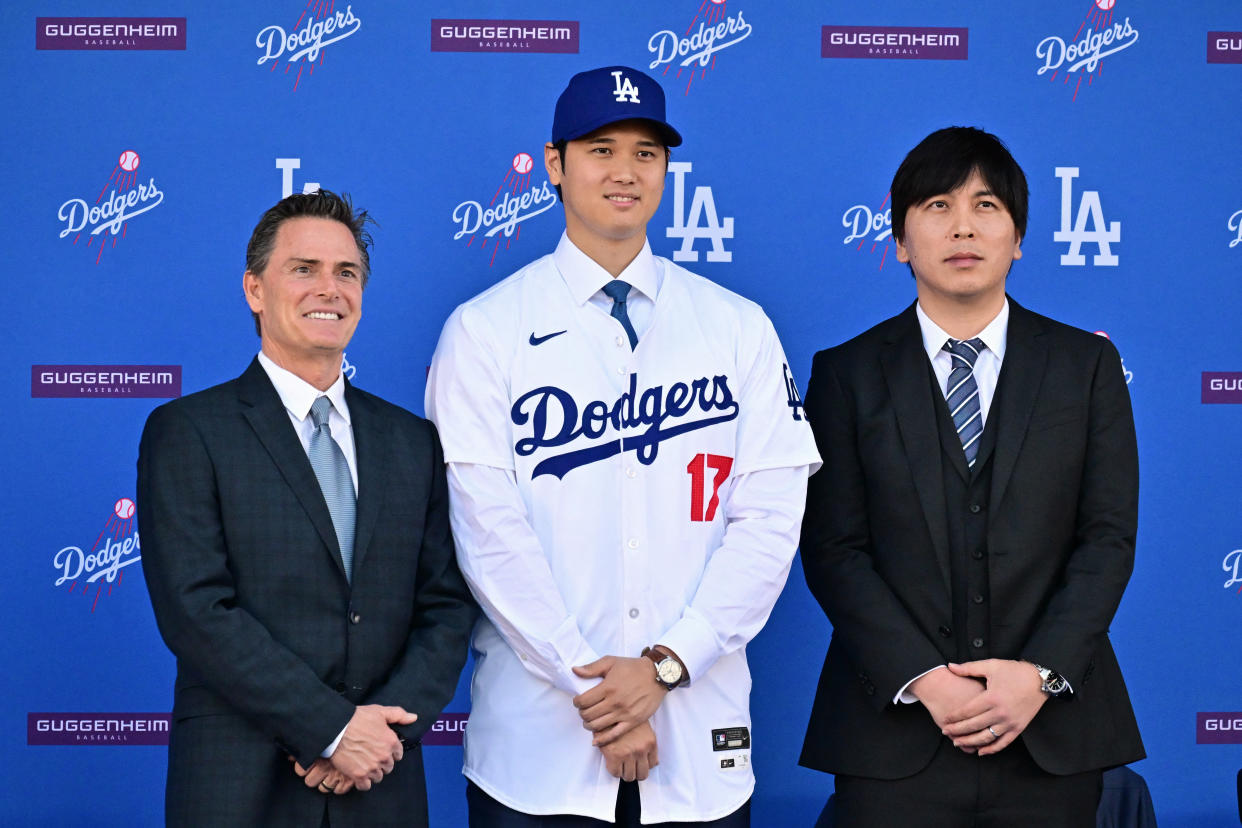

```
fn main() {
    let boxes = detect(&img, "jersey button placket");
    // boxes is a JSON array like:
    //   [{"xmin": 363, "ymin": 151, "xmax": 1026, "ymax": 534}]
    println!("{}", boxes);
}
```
[{"xmin": 619, "ymin": 424, "xmax": 647, "ymax": 653}]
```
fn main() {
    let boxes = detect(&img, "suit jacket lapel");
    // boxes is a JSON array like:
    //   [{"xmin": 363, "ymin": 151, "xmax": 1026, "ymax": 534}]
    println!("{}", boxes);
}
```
[
  {"xmin": 237, "ymin": 358, "xmax": 349, "ymax": 582},
  {"xmin": 879, "ymin": 305, "xmax": 953, "ymax": 594},
  {"xmin": 346, "ymin": 383, "xmax": 387, "ymax": 575},
  {"xmin": 988, "ymin": 299, "xmax": 1050, "ymax": 514}
]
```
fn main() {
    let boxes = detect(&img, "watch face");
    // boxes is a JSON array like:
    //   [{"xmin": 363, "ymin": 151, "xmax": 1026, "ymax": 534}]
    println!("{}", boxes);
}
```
[{"xmin": 657, "ymin": 659, "xmax": 683, "ymax": 684}]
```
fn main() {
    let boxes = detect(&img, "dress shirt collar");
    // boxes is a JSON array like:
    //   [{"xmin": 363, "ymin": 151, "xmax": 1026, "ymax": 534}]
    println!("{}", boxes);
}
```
[
  {"xmin": 552, "ymin": 232, "xmax": 660, "ymax": 307},
  {"xmin": 257, "ymin": 350, "xmax": 351, "ymax": 425},
  {"xmin": 916, "ymin": 298, "xmax": 1009, "ymax": 365}
]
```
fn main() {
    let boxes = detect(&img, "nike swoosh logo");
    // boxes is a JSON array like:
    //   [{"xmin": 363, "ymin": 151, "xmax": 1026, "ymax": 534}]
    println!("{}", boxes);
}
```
[{"xmin": 529, "ymin": 330, "xmax": 568, "ymax": 346}]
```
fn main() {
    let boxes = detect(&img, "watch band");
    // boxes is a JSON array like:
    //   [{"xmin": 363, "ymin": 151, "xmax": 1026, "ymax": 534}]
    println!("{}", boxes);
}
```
[{"xmin": 641, "ymin": 646, "xmax": 684, "ymax": 690}]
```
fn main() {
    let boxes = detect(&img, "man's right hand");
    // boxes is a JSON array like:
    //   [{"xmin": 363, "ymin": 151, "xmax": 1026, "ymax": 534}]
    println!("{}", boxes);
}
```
[
  {"xmin": 599, "ymin": 720, "xmax": 658, "ymax": 782},
  {"xmin": 329, "ymin": 704, "xmax": 417, "ymax": 790},
  {"xmin": 908, "ymin": 667, "xmax": 986, "ymax": 753}
]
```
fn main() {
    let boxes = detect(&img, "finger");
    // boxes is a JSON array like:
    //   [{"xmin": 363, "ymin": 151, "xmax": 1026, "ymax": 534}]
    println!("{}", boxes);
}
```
[
  {"xmin": 946, "ymin": 660, "xmax": 992, "ymax": 679},
  {"xmin": 591, "ymin": 721, "xmax": 632, "ymax": 747},
  {"xmin": 573, "ymin": 657, "xmax": 612, "ymax": 679},
  {"xmin": 582, "ymin": 709, "xmax": 620, "ymax": 732},
  {"xmin": 382, "ymin": 706, "xmax": 418, "ymax": 725},
  {"xmin": 305, "ymin": 765, "xmax": 329, "ymax": 788},
  {"xmin": 355, "ymin": 777, "xmax": 372, "ymax": 792},
  {"xmin": 622, "ymin": 759, "xmax": 636, "ymax": 783},
  {"xmin": 333, "ymin": 778, "xmax": 354, "ymax": 795},
  {"xmin": 941, "ymin": 697, "xmax": 995, "ymax": 726},
  {"xmin": 950, "ymin": 726, "xmax": 1002, "ymax": 750},
  {"xmin": 573, "ymin": 686, "xmax": 607, "ymax": 709},
  {"xmin": 977, "ymin": 730, "xmax": 1019, "ymax": 757},
  {"xmin": 393, "ymin": 740, "xmax": 405, "ymax": 763},
  {"xmin": 635, "ymin": 755, "xmax": 650, "ymax": 782},
  {"xmin": 292, "ymin": 761, "xmax": 309, "ymax": 777},
  {"xmin": 942, "ymin": 710, "xmax": 996, "ymax": 736}
]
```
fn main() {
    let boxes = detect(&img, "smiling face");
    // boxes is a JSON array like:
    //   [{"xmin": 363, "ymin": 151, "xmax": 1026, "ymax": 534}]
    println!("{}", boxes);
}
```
[
  {"xmin": 896, "ymin": 168, "xmax": 1023, "ymax": 311},
  {"xmin": 243, "ymin": 216, "xmax": 363, "ymax": 383},
  {"xmin": 545, "ymin": 120, "xmax": 666, "ymax": 259}
]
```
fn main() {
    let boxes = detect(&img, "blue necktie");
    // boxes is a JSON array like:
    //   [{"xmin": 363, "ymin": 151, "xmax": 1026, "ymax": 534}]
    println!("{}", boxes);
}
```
[
  {"xmin": 309, "ymin": 396, "xmax": 356, "ymax": 582},
  {"xmin": 602, "ymin": 280, "xmax": 638, "ymax": 350},
  {"xmin": 943, "ymin": 338, "xmax": 986, "ymax": 468}
]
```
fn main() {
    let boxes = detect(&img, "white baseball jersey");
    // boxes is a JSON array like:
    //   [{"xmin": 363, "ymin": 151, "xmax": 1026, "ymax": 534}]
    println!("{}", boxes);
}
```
[{"xmin": 426, "ymin": 233, "xmax": 820, "ymax": 822}]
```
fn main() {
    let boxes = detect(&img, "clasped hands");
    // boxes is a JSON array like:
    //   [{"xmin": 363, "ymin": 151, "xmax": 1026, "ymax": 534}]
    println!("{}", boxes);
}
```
[
  {"xmin": 571, "ymin": 655, "xmax": 669, "ymax": 782},
  {"xmin": 911, "ymin": 659, "xmax": 1048, "ymax": 756},
  {"xmin": 293, "ymin": 704, "xmax": 417, "ymax": 796}
]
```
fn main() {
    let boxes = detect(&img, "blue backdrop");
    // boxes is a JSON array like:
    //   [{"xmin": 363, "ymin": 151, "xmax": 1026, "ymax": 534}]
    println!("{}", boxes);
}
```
[{"xmin": 4, "ymin": 1, "xmax": 1240, "ymax": 825}]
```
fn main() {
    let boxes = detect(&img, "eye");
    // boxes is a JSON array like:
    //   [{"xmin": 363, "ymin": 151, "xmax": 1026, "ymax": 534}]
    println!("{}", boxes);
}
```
[
  {"xmin": 591, "ymin": 147, "xmax": 612, "ymax": 156},
  {"xmin": 927, "ymin": 199, "xmax": 948, "ymax": 210},
  {"xmin": 339, "ymin": 269, "xmax": 358, "ymax": 281},
  {"xmin": 637, "ymin": 150, "xmax": 657, "ymax": 159},
  {"xmin": 978, "ymin": 199, "xmax": 997, "ymax": 209},
  {"xmin": 294, "ymin": 265, "xmax": 311, "ymax": 274}
]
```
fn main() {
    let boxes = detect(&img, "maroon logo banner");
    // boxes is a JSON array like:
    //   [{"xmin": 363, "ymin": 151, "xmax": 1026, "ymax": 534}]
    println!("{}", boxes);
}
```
[
  {"xmin": 421, "ymin": 712, "xmax": 468, "ymax": 745},
  {"xmin": 28, "ymin": 713, "xmax": 170, "ymax": 745},
  {"xmin": 36, "ymin": 18, "xmax": 186, "ymax": 50},
  {"xmin": 431, "ymin": 19, "xmax": 578, "ymax": 53},
  {"xmin": 1201, "ymin": 372, "xmax": 1242, "ymax": 404},
  {"xmin": 821, "ymin": 25, "xmax": 967, "ymax": 60},
  {"xmin": 1208, "ymin": 32, "xmax": 1242, "ymax": 64},
  {"xmin": 32, "ymin": 365, "xmax": 181, "ymax": 398},
  {"xmin": 1196, "ymin": 712, "xmax": 1242, "ymax": 744}
]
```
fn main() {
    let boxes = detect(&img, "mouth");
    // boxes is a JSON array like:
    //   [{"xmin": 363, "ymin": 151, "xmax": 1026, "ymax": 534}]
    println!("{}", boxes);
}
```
[
  {"xmin": 945, "ymin": 252, "xmax": 983, "ymax": 265},
  {"xmin": 304, "ymin": 311, "xmax": 343, "ymax": 320},
  {"xmin": 606, "ymin": 194, "xmax": 639, "ymax": 205}
]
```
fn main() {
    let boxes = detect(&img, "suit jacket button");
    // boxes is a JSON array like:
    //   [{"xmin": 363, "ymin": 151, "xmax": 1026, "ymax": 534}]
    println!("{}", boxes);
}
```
[
  {"xmin": 334, "ymin": 681, "xmax": 347, "ymax": 693},
  {"xmin": 973, "ymin": 594, "xmax": 985, "ymax": 604},
  {"xmin": 969, "ymin": 503, "xmax": 982, "ymax": 514},
  {"xmin": 350, "ymin": 612, "xmax": 362, "ymax": 624},
  {"xmin": 938, "ymin": 625, "xmax": 952, "ymax": 638},
  {"xmin": 971, "ymin": 550, "xmax": 985, "ymax": 560},
  {"xmin": 971, "ymin": 637, "xmax": 984, "ymax": 649}
]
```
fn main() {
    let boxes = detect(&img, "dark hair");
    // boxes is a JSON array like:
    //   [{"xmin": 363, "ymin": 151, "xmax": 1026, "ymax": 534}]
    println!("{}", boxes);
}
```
[
  {"xmin": 244, "ymin": 189, "xmax": 374, "ymax": 335},
  {"xmin": 548, "ymin": 130, "xmax": 672, "ymax": 201},
  {"xmin": 890, "ymin": 127, "xmax": 1028, "ymax": 244}
]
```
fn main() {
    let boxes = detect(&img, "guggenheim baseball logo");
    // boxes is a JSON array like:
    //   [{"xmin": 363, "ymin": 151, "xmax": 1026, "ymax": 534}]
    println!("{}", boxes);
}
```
[
  {"xmin": 431, "ymin": 19, "xmax": 578, "ymax": 53},
  {"xmin": 32, "ymin": 365, "xmax": 181, "ymax": 398},
  {"xmin": 1197, "ymin": 713, "xmax": 1242, "ymax": 744},
  {"xmin": 1208, "ymin": 32, "xmax": 1242, "ymax": 64},
  {"xmin": 821, "ymin": 25, "xmax": 967, "ymax": 60},
  {"xmin": 453, "ymin": 152, "xmax": 558, "ymax": 267},
  {"xmin": 28, "ymin": 713, "xmax": 170, "ymax": 746},
  {"xmin": 58, "ymin": 150, "xmax": 164, "ymax": 265},
  {"xmin": 1036, "ymin": 1, "xmax": 1139, "ymax": 101},
  {"xmin": 647, "ymin": 1, "xmax": 752, "ymax": 95},
  {"xmin": 36, "ymin": 17, "xmax": 185, "ymax": 50},
  {"xmin": 256, "ymin": 3, "xmax": 361, "ymax": 91},
  {"xmin": 52, "ymin": 498, "xmax": 142, "ymax": 612},
  {"xmin": 1202, "ymin": 373, "xmax": 1242, "ymax": 404}
]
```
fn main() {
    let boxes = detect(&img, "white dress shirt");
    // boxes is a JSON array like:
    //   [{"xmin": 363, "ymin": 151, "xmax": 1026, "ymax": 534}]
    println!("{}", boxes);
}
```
[{"xmin": 427, "ymin": 233, "xmax": 820, "ymax": 822}]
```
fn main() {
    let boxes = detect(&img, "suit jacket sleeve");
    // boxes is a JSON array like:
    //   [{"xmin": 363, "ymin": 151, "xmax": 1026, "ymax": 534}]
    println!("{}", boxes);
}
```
[
  {"xmin": 800, "ymin": 348, "xmax": 947, "ymax": 708},
  {"xmin": 1018, "ymin": 337, "xmax": 1138, "ymax": 685},
  {"xmin": 138, "ymin": 402, "xmax": 355, "ymax": 768},
  {"xmin": 361, "ymin": 420, "xmax": 477, "ymax": 744}
]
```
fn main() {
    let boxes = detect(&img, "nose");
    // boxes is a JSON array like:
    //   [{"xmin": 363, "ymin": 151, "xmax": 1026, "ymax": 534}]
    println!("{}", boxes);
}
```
[
  {"xmin": 951, "ymin": 206, "xmax": 976, "ymax": 239},
  {"xmin": 611, "ymin": 157, "xmax": 637, "ymax": 184},
  {"xmin": 313, "ymin": 270, "xmax": 340, "ymax": 297}
]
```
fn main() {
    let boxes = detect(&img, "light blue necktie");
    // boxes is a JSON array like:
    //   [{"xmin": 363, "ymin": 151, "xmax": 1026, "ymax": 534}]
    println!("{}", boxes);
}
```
[
  {"xmin": 602, "ymin": 279, "xmax": 639, "ymax": 350},
  {"xmin": 943, "ymin": 338, "xmax": 986, "ymax": 468},
  {"xmin": 309, "ymin": 396, "xmax": 356, "ymax": 582}
]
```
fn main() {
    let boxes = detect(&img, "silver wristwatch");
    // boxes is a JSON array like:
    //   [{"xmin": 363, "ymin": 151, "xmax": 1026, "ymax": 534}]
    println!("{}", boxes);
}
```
[
  {"xmin": 642, "ymin": 646, "xmax": 685, "ymax": 690},
  {"xmin": 1033, "ymin": 663, "xmax": 1070, "ymax": 697}
]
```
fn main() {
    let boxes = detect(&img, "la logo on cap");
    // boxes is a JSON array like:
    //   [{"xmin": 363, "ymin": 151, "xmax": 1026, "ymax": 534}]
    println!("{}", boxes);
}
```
[{"xmin": 611, "ymin": 70, "xmax": 640, "ymax": 103}]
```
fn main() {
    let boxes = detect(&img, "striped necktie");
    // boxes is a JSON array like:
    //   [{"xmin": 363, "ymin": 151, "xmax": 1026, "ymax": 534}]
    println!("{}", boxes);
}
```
[
  {"xmin": 309, "ymin": 396, "xmax": 356, "ymax": 581},
  {"xmin": 943, "ymin": 338, "xmax": 986, "ymax": 467}
]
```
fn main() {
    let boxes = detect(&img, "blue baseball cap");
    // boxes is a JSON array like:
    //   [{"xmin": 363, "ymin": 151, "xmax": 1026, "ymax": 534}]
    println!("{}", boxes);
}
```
[{"xmin": 552, "ymin": 65, "xmax": 683, "ymax": 147}]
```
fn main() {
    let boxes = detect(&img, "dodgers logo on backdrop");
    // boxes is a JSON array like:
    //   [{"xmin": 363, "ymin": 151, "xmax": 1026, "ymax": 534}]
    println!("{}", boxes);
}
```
[
  {"xmin": 1054, "ymin": 167, "xmax": 1120, "ymax": 266},
  {"xmin": 512, "ymin": 373, "xmax": 740, "ymax": 480},
  {"xmin": 667, "ymin": 161, "xmax": 734, "ymax": 263},
  {"xmin": 646, "ymin": 1, "xmax": 752, "ymax": 95},
  {"xmin": 1035, "ymin": 1, "xmax": 1139, "ymax": 100},
  {"xmin": 1228, "ymin": 209, "xmax": 1241, "ymax": 248},
  {"xmin": 1223, "ymin": 549, "xmax": 1242, "ymax": 594},
  {"xmin": 36, "ymin": 17, "xmax": 185, "ymax": 50},
  {"xmin": 255, "ymin": 3, "xmax": 361, "ymax": 91},
  {"xmin": 275, "ymin": 158, "xmax": 321, "ymax": 198},
  {"xmin": 820, "ymin": 25, "xmax": 968, "ymax": 60},
  {"xmin": 430, "ymin": 19, "xmax": 578, "ymax": 53},
  {"xmin": 452, "ymin": 152, "xmax": 558, "ymax": 267},
  {"xmin": 52, "ymin": 497, "xmax": 142, "ymax": 612},
  {"xmin": 57, "ymin": 150, "xmax": 164, "ymax": 265},
  {"xmin": 842, "ymin": 194, "xmax": 895, "ymax": 269}
]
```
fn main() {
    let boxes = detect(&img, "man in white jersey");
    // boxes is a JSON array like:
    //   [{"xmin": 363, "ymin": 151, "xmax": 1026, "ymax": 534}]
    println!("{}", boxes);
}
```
[{"xmin": 426, "ymin": 66, "xmax": 820, "ymax": 826}]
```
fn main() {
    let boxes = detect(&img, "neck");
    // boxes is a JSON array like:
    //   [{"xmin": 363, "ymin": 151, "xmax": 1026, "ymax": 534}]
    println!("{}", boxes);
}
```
[
  {"xmin": 917, "ymin": 292, "xmax": 1005, "ymax": 340},
  {"xmin": 260, "ymin": 343, "xmax": 342, "ymax": 392},
  {"xmin": 566, "ymin": 227, "xmax": 646, "ymax": 278}
]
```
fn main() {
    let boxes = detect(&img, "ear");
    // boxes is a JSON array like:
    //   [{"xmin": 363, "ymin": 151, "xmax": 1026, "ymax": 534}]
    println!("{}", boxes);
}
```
[
  {"xmin": 544, "ymin": 142, "xmax": 563, "ymax": 186},
  {"xmin": 1011, "ymin": 234, "xmax": 1023, "ymax": 261},
  {"xmin": 894, "ymin": 236, "xmax": 910, "ymax": 264},
  {"xmin": 243, "ymin": 270, "xmax": 264, "ymax": 313}
]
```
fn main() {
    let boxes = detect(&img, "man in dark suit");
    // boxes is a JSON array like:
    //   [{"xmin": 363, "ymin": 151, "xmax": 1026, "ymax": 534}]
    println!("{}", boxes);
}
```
[
  {"xmin": 138, "ymin": 190, "xmax": 475, "ymax": 827},
  {"xmin": 799, "ymin": 127, "xmax": 1144, "ymax": 826}
]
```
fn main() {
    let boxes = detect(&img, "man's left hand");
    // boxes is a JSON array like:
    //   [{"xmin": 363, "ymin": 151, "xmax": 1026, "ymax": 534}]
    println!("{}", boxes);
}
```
[
  {"xmin": 940, "ymin": 659, "xmax": 1048, "ymax": 755},
  {"xmin": 292, "ymin": 757, "xmax": 355, "ymax": 795},
  {"xmin": 572, "ymin": 656, "xmax": 667, "ymax": 746}
]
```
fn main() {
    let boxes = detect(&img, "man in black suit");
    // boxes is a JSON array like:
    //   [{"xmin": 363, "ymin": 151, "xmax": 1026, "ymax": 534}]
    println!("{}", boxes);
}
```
[
  {"xmin": 799, "ymin": 127, "xmax": 1144, "ymax": 826},
  {"xmin": 138, "ymin": 190, "xmax": 475, "ymax": 827}
]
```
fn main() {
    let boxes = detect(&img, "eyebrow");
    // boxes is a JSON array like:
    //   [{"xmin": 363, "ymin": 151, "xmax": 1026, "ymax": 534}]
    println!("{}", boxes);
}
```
[
  {"xmin": 586, "ymin": 136, "xmax": 663, "ymax": 148},
  {"xmin": 286, "ymin": 256, "xmax": 362, "ymax": 270}
]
